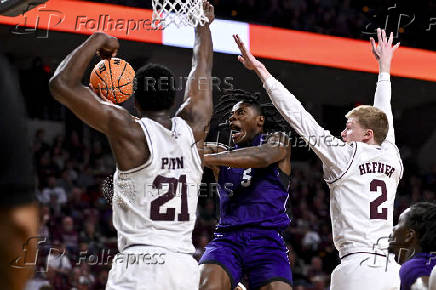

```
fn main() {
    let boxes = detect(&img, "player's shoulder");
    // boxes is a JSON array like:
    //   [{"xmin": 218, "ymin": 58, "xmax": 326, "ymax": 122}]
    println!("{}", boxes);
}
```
[
  {"xmin": 380, "ymin": 140, "xmax": 403, "ymax": 167},
  {"xmin": 172, "ymin": 116, "xmax": 196, "ymax": 137},
  {"xmin": 356, "ymin": 140, "xmax": 399, "ymax": 156},
  {"xmin": 400, "ymin": 257, "xmax": 426, "ymax": 289},
  {"xmin": 107, "ymin": 105, "xmax": 141, "ymax": 139},
  {"xmin": 400, "ymin": 254, "xmax": 434, "ymax": 277},
  {"xmin": 381, "ymin": 139, "xmax": 400, "ymax": 151}
]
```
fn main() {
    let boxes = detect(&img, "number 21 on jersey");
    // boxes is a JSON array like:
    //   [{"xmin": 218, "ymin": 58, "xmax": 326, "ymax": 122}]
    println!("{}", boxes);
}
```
[{"xmin": 150, "ymin": 174, "xmax": 189, "ymax": 221}]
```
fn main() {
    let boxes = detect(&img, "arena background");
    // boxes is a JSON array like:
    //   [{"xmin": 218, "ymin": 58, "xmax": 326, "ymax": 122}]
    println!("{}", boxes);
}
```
[{"xmin": 0, "ymin": 0, "xmax": 435, "ymax": 289}]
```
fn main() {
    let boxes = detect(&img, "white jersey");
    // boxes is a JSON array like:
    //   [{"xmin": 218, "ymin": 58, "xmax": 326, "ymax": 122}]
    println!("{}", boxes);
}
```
[
  {"xmin": 264, "ymin": 72, "xmax": 403, "ymax": 258},
  {"xmin": 327, "ymin": 140, "xmax": 402, "ymax": 257},
  {"xmin": 112, "ymin": 116, "xmax": 203, "ymax": 254},
  {"xmin": 429, "ymin": 265, "xmax": 436, "ymax": 290}
]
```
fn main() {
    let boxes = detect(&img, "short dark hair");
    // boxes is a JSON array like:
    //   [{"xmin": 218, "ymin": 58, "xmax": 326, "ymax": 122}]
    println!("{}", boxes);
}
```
[
  {"xmin": 133, "ymin": 63, "xmax": 176, "ymax": 112},
  {"xmin": 406, "ymin": 202, "xmax": 436, "ymax": 252}
]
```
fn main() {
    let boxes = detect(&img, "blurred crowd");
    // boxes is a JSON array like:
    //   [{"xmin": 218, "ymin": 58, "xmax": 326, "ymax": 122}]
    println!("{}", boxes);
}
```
[
  {"xmin": 88, "ymin": 0, "xmax": 435, "ymax": 50},
  {"xmin": 26, "ymin": 125, "xmax": 436, "ymax": 289}
]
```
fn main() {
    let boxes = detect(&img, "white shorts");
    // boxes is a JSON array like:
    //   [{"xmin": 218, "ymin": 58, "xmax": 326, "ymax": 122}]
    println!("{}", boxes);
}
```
[
  {"xmin": 330, "ymin": 253, "xmax": 400, "ymax": 290},
  {"xmin": 106, "ymin": 246, "xmax": 200, "ymax": 290}
]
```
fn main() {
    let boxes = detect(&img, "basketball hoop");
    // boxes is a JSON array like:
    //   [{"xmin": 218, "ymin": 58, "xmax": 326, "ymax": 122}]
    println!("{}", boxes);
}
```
[{"xmin": 152, "ymin": 0, "xmax": 209, "ymax": 29}]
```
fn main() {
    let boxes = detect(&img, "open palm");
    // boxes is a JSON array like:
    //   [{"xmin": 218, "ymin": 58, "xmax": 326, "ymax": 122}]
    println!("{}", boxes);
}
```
[{"xmin": 233, "ymin": 34, "xmax": 262, "ymax": 71}]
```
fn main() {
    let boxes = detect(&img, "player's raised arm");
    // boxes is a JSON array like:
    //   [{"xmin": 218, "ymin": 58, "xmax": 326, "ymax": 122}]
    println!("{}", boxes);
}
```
[
  {"xmin": 370, "ymin": 28, "xmax": 400, "ymax": 144},
  {"xmin": 49, "ymin": 32, "xmax": 133, "ymax": 135},
  {"xmin": 176, "ymin": 1, "xmax": 214, "ymax": 143},
  {"xmin": 205, "ymin": 132, "xmax": 290, "ymax": 169},
  {"xmin": 232, "ymin": 34, "xmax": 351, "ymax": 178}
]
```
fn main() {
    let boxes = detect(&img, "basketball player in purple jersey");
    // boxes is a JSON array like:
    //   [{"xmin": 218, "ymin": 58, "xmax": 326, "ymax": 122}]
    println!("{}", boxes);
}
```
[
  {"xmin": 388, "ymin": 202, "xmax": 436, "ymax": 290},
  {"xmin": 199, "ymin": 90, "xmax": 293, "ymax": 290}
]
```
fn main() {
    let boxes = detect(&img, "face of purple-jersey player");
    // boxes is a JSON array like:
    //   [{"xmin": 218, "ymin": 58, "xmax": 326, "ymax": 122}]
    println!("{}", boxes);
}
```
[
  {"xmin": 388, "ymin": 208, "xmax": 416, "ymax": 264},
  {"xmin": 228, "ymin": 101, "xmax": 264, "ymax": 145}
]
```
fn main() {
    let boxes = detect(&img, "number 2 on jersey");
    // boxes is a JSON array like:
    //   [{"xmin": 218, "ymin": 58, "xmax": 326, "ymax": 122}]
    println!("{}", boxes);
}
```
[
  {"xmin": 150, "ymin": 174, "xmax": 189, "ymax": 221},
  {"xmin": 370, "ymin": 179, "xmax": 388, "ymax": 220}
]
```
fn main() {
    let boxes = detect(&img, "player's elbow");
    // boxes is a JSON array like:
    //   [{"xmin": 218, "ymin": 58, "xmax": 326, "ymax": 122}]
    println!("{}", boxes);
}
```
[
  {"xmin": 49, "ymin": 75, "xmax": 69, "ymax": 102},
  {"xmin": 252, "ymin": 154, "xmax": 274, "ymax": 168},
  {"xmin": 256, "ymin": 147, "xmax": 287, "ymax": 167},
  {"xmin": 49, "ymin": 76, "xmax": 64, "ymax": 101}
]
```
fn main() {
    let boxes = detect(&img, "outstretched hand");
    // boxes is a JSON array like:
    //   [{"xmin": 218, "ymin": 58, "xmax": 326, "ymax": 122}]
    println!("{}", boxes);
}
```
[
  {"xmin": 370, "ymin": 28, "xmax": 400, "ymax": 73},
  {"xmin": 203, "ymin": 0, "xmax": 215, "ymax": 24},
  {"xmin": 233, "ymin": 34, "xmax": 263, "ymax": 71},
  {"xmin": 233, "ymin": 34, "xmax": 272, "ymax": 82}
]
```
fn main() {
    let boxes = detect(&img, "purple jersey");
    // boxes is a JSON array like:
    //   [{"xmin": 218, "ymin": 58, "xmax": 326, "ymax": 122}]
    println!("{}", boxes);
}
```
[
  {"xmin": 217, "ymin": 134, "xmax": 291, "ymax": 231},
  {"xmin": 400, "ymin": 253, "xmax": 436, "ymax": 290}
]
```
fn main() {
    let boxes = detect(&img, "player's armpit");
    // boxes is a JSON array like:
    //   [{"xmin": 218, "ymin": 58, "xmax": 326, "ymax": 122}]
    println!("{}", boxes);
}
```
[{"xmin": 176, "ymin": 93, "xmax": 212, "ymax": 142}]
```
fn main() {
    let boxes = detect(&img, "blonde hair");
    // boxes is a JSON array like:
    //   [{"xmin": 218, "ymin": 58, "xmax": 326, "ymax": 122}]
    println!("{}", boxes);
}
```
[{"xmin": 345, "ymin": 105, "xmax": 388, "ymax": 144}]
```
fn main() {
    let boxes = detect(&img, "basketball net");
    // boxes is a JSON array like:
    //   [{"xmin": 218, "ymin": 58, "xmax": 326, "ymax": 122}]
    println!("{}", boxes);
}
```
[{"xmin": 152, "ymin": 0, "xmax": 209, "ymax": 29}]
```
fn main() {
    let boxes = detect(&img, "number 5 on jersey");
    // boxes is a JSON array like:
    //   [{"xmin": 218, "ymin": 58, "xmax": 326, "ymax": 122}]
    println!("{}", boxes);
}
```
[
  {"xmin": 150, "ymin": 174, "xmax": 189, "ymax": 221},
  {"xmin": 241, "ymin": 168, "xmax": 252, "ymax": 187}
]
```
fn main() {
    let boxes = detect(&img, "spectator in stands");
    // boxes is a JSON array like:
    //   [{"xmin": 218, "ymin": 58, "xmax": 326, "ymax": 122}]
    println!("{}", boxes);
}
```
[
  {"xmin": 47, "ymin": 241, "xmax": 72, "ymax": 274},
  {"xmin": 41, "ymin": 176, "xmax": 67, "ymax": 204},
  {"xmin": 54, "ymin": 216, "xmax": 79, "ymax": 254}
]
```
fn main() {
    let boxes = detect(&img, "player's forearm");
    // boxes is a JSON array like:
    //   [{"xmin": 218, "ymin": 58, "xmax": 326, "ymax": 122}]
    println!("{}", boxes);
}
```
[
  {"xmin": 205, "ymin": 146, "xmax": 284, "ymax": 168},
  {"xmin": 373, "ymin": 73, "xmax": 392, "ymax": 109},
  {"xmin": 262, "ymin": 76, "xmax": 318, "ymax": 139},
  {"xmin": 193, "ymin": 24, "xmax": 213, "ymax": 73},
  {"xmin": 263, "ymin": 76, "xmax": 350, "ymax": 174},
  {"xmin": 373, "ymin": 72, "xmax": 395, "ymax": 142},
  {"xmin": 182, "ymin": 25, "xmax": 213, "ymax": 107},
  {"xmin": 253, "ymin": 62, "xmax": 272, "ymax": 84},
  {"xmin": 178, "ymin": 25, "xmax": 214, "ymax": 129},
  {"xmin": 378, "ymin": 58, "xmax": 392, "ymax": 74},
  {"xmin": 50, "ymin": 33, "xmax": 106, "ymax": 92}
]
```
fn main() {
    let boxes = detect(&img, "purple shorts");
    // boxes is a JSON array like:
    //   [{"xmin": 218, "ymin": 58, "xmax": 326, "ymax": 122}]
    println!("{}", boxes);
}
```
[{"xmin": 199, "ymin": 228, "xmax": 293, "ymax": 289}]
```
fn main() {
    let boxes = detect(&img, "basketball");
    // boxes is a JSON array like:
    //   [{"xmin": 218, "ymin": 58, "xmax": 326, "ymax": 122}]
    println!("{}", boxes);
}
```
[{"xmin": 89, "ymin": 58, "xmax": 135, "ymax": 104}]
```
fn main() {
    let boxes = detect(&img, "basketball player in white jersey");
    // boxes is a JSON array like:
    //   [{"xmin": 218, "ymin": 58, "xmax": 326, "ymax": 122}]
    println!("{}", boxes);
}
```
[
  {"xmin": 49, "ymin": 3, "xmax": 215, "ymax": 289},
  {"xmin": 430, "ymin": 266, "xmax": 436, "ymax": 290},
  {"xmin": 233, "ymin": 28, "xmax": 402, "ymax": 290}
]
